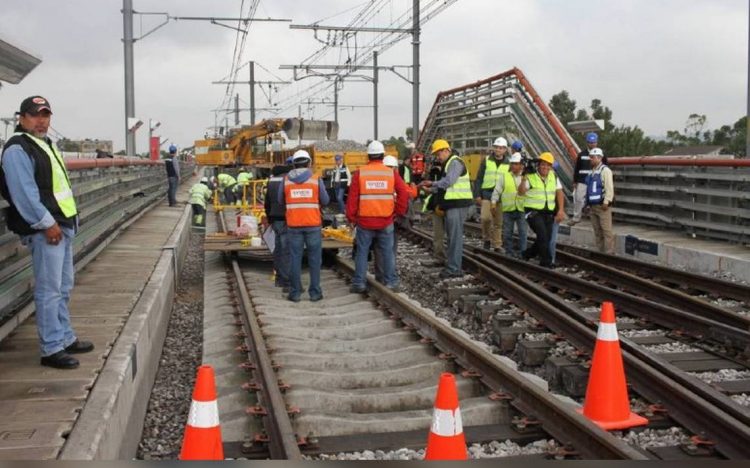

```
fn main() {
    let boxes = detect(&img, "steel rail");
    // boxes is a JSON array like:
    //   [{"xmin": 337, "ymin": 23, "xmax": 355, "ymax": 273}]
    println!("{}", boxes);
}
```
[
  {"xmin": 556, "ymin": 243, "xmax": 750, "ymax": 305},
  {"xmin": 219, "ymin": 214, "xmax": 302, "ymax": 460},
  {"xmin": 334, "ymin": 257, "xmax": 647, "ymax": 460},
  {"xmin": 555, "ymin": 249, "xmax": 750, "ymax": 332},
  {"xmin": 408, "ymin": 227, "xmax": 750, "ymax": 459}
]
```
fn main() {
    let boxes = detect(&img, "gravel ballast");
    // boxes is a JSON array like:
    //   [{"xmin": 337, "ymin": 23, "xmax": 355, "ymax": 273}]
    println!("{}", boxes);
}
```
[{"xmin": 137, "ymin": 231, "xmax": 205, "ymax": 460}]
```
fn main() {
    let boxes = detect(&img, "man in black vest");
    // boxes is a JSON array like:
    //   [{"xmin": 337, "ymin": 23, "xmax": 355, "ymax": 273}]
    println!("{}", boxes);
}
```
[
  {"xmin": 164, "ymin": 144, "xmax": 180, "ymax": 206},
  {"xmin": 264, "ymin": 162, "xmax": 292, "ymax": 290},
  {"xmin": 331, "ymin": 154, "xmax": 350, "ymax": 214},
  {"xmin": 0, "ymin": 96, "xmax": 93, "ymax": 369}
]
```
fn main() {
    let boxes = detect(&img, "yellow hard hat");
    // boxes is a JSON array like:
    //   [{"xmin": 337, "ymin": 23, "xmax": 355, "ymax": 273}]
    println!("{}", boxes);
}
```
[
  {"xmin": 539, "ymin": 152, "xmax": 554, "ymax": 165},
  {"xmin": 431, "ymin": 139, "xmax": 450, "ymax": 154}
]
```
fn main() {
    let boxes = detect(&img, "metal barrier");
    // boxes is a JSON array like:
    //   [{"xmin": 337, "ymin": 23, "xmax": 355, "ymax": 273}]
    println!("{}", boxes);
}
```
[
  {"xmin": 0, "ymin": 158, "xmax": 192, "ymax": 328},
  {"xmin": 609, "ymin": 158, "xmax": 750, "ymax": 244}
]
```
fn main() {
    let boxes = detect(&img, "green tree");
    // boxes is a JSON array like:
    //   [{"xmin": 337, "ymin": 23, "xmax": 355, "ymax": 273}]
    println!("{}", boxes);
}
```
[{"xmin": 549, "ymin": 91, "xmax": 577, "ymax": 124}]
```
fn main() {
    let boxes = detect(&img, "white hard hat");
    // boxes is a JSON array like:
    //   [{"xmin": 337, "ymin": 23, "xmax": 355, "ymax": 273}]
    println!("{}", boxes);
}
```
[
  {"xmin": 200, "ymin": 176, "xmax": 209, "ymax": 183},
  {"xmin": 493, "ymin": 137, "xmax": 508, "ymax": 147},
  {"xmin": 367, "ymin": 140, "xmax": 385, "ymax": 155},
  {"xmin": 383, "ymin": 155, "xmax": 398, "ymax": 168},
  {"xmin": 589, "ymin": 148, "xmax": 604, "ymax": 158},
  {"xmin": 405, "ymin": 142, "xmax": 416, "ymax": 149},
  {"xmin": 509, "ymin": 152, "xmax": 523, "ymax": 164},
  {"xmin": 292, "ymin": 149, "xmax": 312, "ymax": 164}
]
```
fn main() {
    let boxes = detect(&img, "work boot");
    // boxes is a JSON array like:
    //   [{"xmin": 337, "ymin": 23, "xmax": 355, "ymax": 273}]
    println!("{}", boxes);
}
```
[
  {"xmin": 64, "ymin": 340, "xmax": 94, "ymax": 354},
  {"xmin": 41, "ymin": 351, "xmax": 79, "ymax": 369}
]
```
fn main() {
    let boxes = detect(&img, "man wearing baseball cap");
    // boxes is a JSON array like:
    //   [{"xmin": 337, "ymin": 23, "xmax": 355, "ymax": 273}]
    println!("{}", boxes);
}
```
[{"xmin": 0, "ymin": 96, "xmax": 93, "ymax": 369}]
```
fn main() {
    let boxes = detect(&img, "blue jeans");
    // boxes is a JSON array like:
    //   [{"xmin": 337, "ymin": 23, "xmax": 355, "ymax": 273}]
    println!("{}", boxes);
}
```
[
  {"xmin": 502, "ymin": 211, "xmax": 528, "ymax": 257},
  {"xmin": 549, "ymin": 221, "xmax": 559, "ymax": 265},
  {"xmin": 357, "ymin": 224, "xmax": 397, "ymax": 289},
  {"xmin": 24, "ymin": 229, "xmax": 77, "ymax": 357},
  {"xmin": 335, "ymin": 184, "xmax": 347, "ymax": 214},
  {"xmin": 287, "ymin": 227, "xmax": 322, "ymax": 300},
  {"xmin": 444, "ymin": 207, "xmax": 469, "ymax": 275},
  {"xmin": 271, "ymin": 220, "xmax": 290, "ymax": 287},
  {"xmin": 167, "ymin": 176, "xmax": 178, "ymax": 206}
]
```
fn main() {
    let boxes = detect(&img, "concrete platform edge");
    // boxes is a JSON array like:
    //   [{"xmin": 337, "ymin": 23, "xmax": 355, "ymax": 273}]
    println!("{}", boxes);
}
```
[{"xmin": 58, "ymin": 205, "xmax": 191, "ymax": 460}]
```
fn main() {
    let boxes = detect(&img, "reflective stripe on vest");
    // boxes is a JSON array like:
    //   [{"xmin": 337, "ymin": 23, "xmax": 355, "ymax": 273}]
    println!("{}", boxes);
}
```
[
  {"xmin": 524, "ymin": 172, "xmax": 557, "ymax": 211},
  {"xmin": 358, "ymin": 164, "xmax": 395, "ymax": 218},
  {"xmin": 500, "ymin": 172, "xmax": 524, "ymax": 212},
  {"xmin": 24, "ymin": 133, "xmax": 77, "ymax": 217},
  {"xmin": 284, "ymin": 175, "xmax": 321, "ymax": 227},
  {"xmin": 586, "ymin": 166, "xmax": 606, "ymax": 205},
  {"xmin": 443, "ymin": 155, "xmax": 472, "ymax": 200}
]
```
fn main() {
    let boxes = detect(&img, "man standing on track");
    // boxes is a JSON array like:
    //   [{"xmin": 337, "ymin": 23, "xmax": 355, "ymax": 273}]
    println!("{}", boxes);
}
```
[
  {"xmin": 331, "ymin": 154, "xmax": 350, "ymax": 214},
  {"xmin": 585, "ymin": 148, "xmax": 615, "ymax": 254},
  {"xmin": 420, "ymin": 139, "xmax": 473, "ymax": 278},
  {"xmin": 0, "ymin": 96, "xmax": 93, "ymax": 369},
  {"xmin": 265, "ymin": 161, "xmax": 292, "ymax": 291},
  {"xmin": 278, "ymin": 150, "xmax": 329, "ymax": 302},
  {"xmin": 347, "ymin": 141, "xmax": 409, "ymax": 293},
  {"xmin": 475, "ymin": 138, "xmax": 509, "ymax": 251},
  {"xmin": 491, "ymin": 152, "xmax": 527, "ymax": 258},
  {"xmin": 571, "ymin": 132, "xmax": 601, "ymax": 225}
]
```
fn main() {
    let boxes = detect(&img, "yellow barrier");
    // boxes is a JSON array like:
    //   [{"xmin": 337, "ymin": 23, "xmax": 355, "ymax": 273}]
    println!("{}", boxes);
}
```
[{"xmin": 213, "ymin": 178, "xmax": 268, "ymax": 219}]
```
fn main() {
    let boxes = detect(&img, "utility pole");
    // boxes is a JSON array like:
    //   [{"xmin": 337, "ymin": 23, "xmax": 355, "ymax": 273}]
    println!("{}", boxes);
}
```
[
  {"xmin": 123, "ymin": 0, "xmax": 136, "ymax": 156},
  {"xmin": 746, "ymin": 0, "xmax": 749, "ymax": 158},
  {"xmin": 334, "ymin": 77, "xmax": 339, "ymax": 125},
  {"xmin": 249, "ymin": 61, "xmax": 256, "ymax": 125},
  {"xmin": 412, "ymin": 0, "xmax": 420, "ymax": 145},
  {"xmin": 234, "ymin": 94, "xmax": 240, "ymax": 125},
  {"xmin": 373, "ymin": 51, "xmax": 379, "ymax": 140}
]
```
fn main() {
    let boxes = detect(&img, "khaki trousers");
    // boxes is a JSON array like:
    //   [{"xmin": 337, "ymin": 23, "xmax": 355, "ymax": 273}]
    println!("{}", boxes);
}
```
[
  {"xmin": 590, "ymin": 205, "xmax": 615, "ymax": 254},
  {"xmin": 480, "ymin": 199, "xmax": 502, "ymax": 248}
]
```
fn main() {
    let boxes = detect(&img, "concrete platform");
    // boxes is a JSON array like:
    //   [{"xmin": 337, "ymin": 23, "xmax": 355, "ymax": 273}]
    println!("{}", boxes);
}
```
[
  {"xmin": 0, "ymin": 180, "xmax": 194, "ymax": 460},
  {"xmin": 558, "ymin": 220, "xmax": 750, "ymax": 279}
]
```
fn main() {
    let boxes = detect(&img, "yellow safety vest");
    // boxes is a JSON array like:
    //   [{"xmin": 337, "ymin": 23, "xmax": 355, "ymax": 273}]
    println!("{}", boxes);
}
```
[
  {"xmin": 525, "ymin": 172, "xmax": 557, "ymax": 212},
  {"xmin": 237, "ymin": 172, "xmax": 253, "ymax": 186},
  {"xmin": 481, "ymin": 158, "xmax": 510, "ymax": 190},
  {"xmin": 443, "ymin": 155, "xmax": 472, "ymax": 201},
  {"xmin": 24, "ymin": 133, "xmax": 77, "ymax": 217},
  {"xmin": 501, "ymin": 172, "xmax": 524, "ymax": 212},
  {"xmin": 189, "ymin": 183, "xmax": 212, "ymax": 208},
  {"xmin": 217, "ymin": 173, "xmax": 236, "ymax": 188}
]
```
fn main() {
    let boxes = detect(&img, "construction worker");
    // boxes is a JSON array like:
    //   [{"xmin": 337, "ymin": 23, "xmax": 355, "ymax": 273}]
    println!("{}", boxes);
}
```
[
  {"xmin": 164, "ymin": 145, "xmax": 180, "ymax": 207},
  {"xmin": 278, "ymin": 150, "xmax": 329, "ymax": 302},
  {"xmin": 235, "ymin": 167, "xmax": 253, "ymax": 204},
  {"xmin": 331, "ymin": 154, "xmax": 350, "ymax": 214},
  {"xmin": 518, "ymin": 152, "xmax": 565, "ymax": 268},
  {"xmin": 188, "ymin": 177, "xmax": 212, "ymax": 227},
  {"xmin": 475, "ymin": 137, "xmax": 509, "ymax": 250},
  {"xmin": 491, "ymin": 152, "xmax": 527, "ymax": 258},
  {"xmin": 372, "ymin": 155, "xmax": 412, "ymax": 284},
  {"xmin": 571, "ymin": 132, "xmax": 601, "ymax": 225},
  {"xmin": 407, "ymin": 142, "xmax": 425, "ymax": 184},
  {"xmin": 420, "ymin": 158, "xmax": 446, "ymax": 261},
  {"xmin": 420, "ymin": 139, "xmax": 473, "ymax": 278},
  {"xmin": 585, "ymin": 148, "xmax": 615, "ymax": 254},
  {"xmin": 216, "ymin": 172, "xmax": 237, "ymax": 206},
  {"xmin": 265, "ymin": 162, "xmax": 292, "ymax": 290},
  {"xmin": 347, "ymin": 141, "xmax": 409, "ymax": 293}
]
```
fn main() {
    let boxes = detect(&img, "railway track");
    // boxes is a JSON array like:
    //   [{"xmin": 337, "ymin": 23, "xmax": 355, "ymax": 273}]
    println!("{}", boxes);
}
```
[
  {"xmin": 213, "ymin": 213, "xmax": 644, "ymax": 460},
  {"xmin": 404, "ymin": 225, "xmax": 750, "ymax": 459}
]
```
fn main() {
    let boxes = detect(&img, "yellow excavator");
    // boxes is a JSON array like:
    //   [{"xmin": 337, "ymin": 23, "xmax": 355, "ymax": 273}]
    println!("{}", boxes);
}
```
[{"xmin": 194, "ymin": 118, "xmax": 337, "ymax": 167}]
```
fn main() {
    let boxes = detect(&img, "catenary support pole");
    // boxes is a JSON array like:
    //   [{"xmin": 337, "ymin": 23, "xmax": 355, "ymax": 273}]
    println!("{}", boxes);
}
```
[
  {"xmin": 412, "ymin": 0, "xmax": 420, "ymax": 144},
  {"xmin": 123, "ymin": 0, "xmax": 136, "ymax": 156},
  {"xmin": 374, "ymin": 51, "xmax": 379, "ymax": 140},
  {"xmin": 250, "ymin": 61, "xmax": 256, "ymax": 125}
]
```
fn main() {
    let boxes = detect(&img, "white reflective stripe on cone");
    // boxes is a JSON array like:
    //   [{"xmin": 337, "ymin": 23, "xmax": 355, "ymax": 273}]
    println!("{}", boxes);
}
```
[
  {"xmin": 431, "ymin": 408, "xmax": 463, "ymax": 437},
  {"xmin": 597, "ymin": 322, "xmax": 619, "ymax": 342},
  {"xmin": 187, "ymin": 400, "xmax": 220, "ymax": 428}
]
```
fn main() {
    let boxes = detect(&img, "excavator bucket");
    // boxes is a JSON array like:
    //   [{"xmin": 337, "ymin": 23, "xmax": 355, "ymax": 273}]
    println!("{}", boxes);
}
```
[
  {"xmin": 283, "ymin": 118, "xmax": 301, "ymax": 140},
  {"xmin": 327, "ymin": 121, "xmax": 339, "ymax": 141},
  {"xmin": 300, "ymin": 120, "xmax": 329, "ymax": 141},
  {"xmin": 282, "ymin": 118, "xmax": 336, "ymax": 141}
]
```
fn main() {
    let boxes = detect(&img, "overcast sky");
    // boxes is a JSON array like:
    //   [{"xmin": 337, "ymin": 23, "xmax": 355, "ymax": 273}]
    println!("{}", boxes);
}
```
[{"xmin": 1, "ymin": 0, "xmax": 747, "ymax": 153}]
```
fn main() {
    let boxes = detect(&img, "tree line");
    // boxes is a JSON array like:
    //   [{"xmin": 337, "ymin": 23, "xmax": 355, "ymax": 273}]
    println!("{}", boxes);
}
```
[{"xmin": 548, "ymin": 90, "xmax": 747, "ymax": 157}]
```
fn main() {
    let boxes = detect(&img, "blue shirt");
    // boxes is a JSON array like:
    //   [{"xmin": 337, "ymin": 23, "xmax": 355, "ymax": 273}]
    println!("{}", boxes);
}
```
[{"xmin": 1, "ymin": 143, "xmax": 76, "ymax": 238}]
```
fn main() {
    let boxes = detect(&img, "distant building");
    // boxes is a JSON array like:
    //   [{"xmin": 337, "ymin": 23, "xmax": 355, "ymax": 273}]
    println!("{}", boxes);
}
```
[{"xmin": 664, "ymin": 145, "xmax": 725, "ymax": 157}]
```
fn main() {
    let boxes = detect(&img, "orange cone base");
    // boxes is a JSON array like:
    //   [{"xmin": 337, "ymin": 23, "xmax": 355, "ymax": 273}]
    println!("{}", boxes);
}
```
[
  {"xmin": 425, "ymin": 433, "xmax": 467, "ymax": 460},
  {"xmin": 576, "ymin": 407, "xmax": 649, "ymax": 431},
  {"xmin": 180, "ymin": 426, "xmax": 224, "ymax": 460}
]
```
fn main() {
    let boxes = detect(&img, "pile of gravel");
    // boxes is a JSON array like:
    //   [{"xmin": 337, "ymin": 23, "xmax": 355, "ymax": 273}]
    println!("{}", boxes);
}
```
[
  {"xmin": 312, "ymin": 139, "xmax": 367, "ymax": 152},
  {"xmin": 137, "ymin": 231, "xmax": 205, "ymax": 460}
]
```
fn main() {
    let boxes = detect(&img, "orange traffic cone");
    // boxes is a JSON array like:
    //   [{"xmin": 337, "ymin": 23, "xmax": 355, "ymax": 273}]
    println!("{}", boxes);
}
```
[
  {"xmin": 577, "ymin": 302, "xmax": 648, "ymax": 430},
  {"xmin": 424, "ymin": 373, "xmax": 468, "ymax": 460},
  {"xmin": 179, "ymin": 365, "xmax": 224, "ymax": 460}
]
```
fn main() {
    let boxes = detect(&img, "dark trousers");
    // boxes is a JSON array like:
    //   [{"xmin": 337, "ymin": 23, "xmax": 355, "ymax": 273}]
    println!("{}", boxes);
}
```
[
  {"xmin": 524, "ymin": 210, "xmax": 555, "ymax": 267},
  {"xmin": 191, "ymin": 204, "xmax": 206, "ymax": 226},
  {"xmin": 167, "ymin": 177, "xmax": 178, "ymax": 206}
]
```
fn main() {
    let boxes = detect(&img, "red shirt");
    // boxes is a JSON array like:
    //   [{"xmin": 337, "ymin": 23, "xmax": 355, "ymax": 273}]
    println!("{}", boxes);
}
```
[
  {"xmin": 411, "ymin": 152, "xmax": 425, "ymax": 175},
  {"xmin": 347, "ymin": 163, "xmax": 409, "ymax": 229}
]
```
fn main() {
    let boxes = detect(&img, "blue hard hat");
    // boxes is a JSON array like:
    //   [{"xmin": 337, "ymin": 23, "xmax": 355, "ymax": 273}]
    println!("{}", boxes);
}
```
[
  {"xmin": 168, "ymin": 144, "xmax": 177, "ymax": 153},
  {"xmin": 511, "ymin": 140, "xmax": 523, "ymax": 151},
  {"xmin": 586, "ymin": 132, "xmax": 598, "ymax": 144}
]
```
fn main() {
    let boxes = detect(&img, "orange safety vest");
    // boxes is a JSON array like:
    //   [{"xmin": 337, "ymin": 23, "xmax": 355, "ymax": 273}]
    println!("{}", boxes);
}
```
[
  {"xmin": 284, "ymin": 175, "xmax": 322, "ymax": 227},
  {"xmin": 358, "ymin": 163, "xmax": 395, "ymax": 217}
]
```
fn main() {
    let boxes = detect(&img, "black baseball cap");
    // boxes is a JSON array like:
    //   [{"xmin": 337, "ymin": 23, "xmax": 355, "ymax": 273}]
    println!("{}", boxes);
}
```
[{"xmin": 18, "ymin": 96, "xmax": 52, "ymax": 115}]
